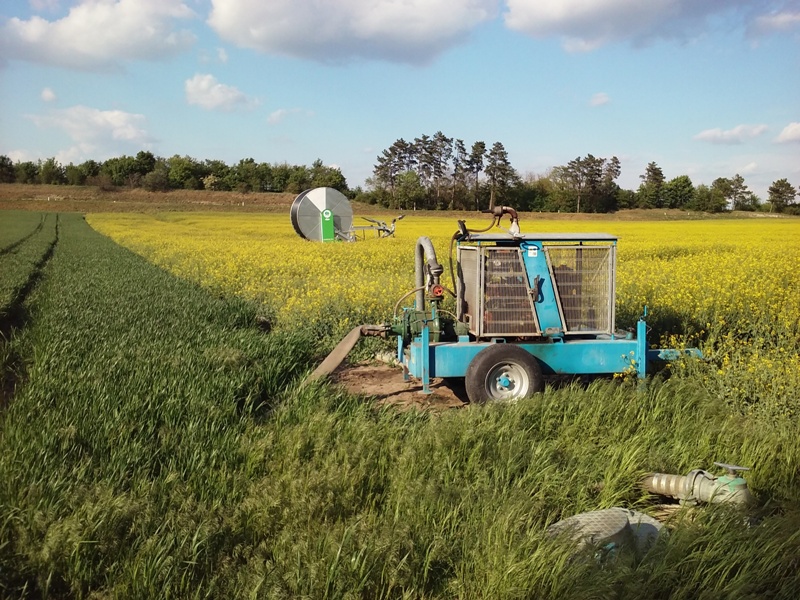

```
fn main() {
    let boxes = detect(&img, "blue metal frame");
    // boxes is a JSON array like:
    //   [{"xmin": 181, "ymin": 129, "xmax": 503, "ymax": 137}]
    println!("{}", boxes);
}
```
[
  {"xmin": 405, "ymin": 318, "xmax": 647, "ymax": 390},
  {"xmin": 402, "ymin": 312, "xmax": 701, "ymax": 394},
  {"xmin": 519, "ymin": 241, "xmax": 563, "ymax": 333}
]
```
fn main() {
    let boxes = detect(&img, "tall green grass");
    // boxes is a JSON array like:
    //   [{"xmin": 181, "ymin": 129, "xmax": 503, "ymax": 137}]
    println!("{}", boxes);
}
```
[
  {"xmin": 0, "ymin": 211, "xmax": 44, "ymax": 250},
  {"xmin": 1, "ymin": 213, "xmax": 315, "ymax": 597},
  {"xmin": 1, "ymin": 213, "xmax": 799, "ymax": 598},
  {"xmin": 1, "ymin": 211, "xmax": 59, "ymax": 411},
  {"xmin": 0, "ymin": 212, "xmax": 57, "ymax": 318}
]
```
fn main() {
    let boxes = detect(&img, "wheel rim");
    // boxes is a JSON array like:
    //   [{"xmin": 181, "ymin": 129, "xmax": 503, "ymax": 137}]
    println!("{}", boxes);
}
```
[{"xmin": 485, "ymin": 361, "xmax": 530, "ymax": 401}]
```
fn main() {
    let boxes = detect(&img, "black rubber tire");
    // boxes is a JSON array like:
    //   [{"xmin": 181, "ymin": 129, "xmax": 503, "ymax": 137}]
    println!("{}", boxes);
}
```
[{"xmin": 465, "ymin": 344, "xmax": 544, "ymax": 404}]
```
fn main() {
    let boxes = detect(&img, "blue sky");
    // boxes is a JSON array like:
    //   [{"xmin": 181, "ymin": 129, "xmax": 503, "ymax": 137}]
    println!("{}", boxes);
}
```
[{"xmin": 1, "ymin": 0, "xmax": 798, "ymax": 199}]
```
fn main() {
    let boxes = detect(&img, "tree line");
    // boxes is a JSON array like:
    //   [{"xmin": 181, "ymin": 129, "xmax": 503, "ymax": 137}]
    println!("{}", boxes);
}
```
[
  {"xmin": 1, "ymin": 142, "xmax": 797, "ymax": 214},
  {"xmin": 0, "ymin": 153, "xmax": 348, "ymax": 195},
  {"xmin": 363, "ymin": 131, "xmax": 799, "ymax": 214}
]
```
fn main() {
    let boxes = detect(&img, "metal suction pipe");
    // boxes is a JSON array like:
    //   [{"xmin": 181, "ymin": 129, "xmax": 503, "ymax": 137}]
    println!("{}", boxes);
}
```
[
  {"xmin": 415, "ymin": 237, "xmax": 444, "ymax": 310},
  {"xmin": 642, "ymin": 468, "xmax": 754, "ymax": 507}
]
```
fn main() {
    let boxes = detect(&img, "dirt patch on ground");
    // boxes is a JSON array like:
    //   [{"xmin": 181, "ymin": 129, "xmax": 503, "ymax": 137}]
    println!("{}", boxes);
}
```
[{"xmin": 332, "ymin": 363, "xmax": 468, "ymax": 411}]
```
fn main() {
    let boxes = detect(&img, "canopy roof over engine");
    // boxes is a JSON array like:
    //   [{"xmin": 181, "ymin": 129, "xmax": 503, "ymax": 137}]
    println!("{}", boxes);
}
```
[{"xmin": 461, "ymin": 232, "xmax": 617, "ymax": 243}]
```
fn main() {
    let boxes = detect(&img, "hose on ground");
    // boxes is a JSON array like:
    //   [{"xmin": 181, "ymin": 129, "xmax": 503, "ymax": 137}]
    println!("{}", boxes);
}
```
[{"xmin": 303, "ymin": 324, "xmax": 386, "ymax": 385}]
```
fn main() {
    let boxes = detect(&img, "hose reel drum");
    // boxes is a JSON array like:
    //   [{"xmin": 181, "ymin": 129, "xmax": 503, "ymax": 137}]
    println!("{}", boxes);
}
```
[
  {"xmin": 290, "ymin": 187, "xmax": 354, "ymax": 242},
  {"xmin": 291, "ymin": 187, "xmax": 403, "ymax": 242}
]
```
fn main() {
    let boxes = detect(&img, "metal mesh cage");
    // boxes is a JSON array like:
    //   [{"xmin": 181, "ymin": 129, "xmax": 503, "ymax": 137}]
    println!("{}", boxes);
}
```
[
  {"xmin": 458, "ymin": 246, "xmax": 539, "ymax": 337},
  {"xmin": 545, "ymin": 246, "xmax": 614, "ymax": 333},
  {"xmin": 483, "ymin": 248, "xmax": 539, "ymax": 336}
]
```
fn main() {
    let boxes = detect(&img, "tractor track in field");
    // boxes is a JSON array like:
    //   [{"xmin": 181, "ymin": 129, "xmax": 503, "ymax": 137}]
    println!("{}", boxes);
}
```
[
  {"xmin": 0, "ymin": 213, "xmax": 45, "ymax": 256},
  {"xmin": 1, "ymin": 215, "xmax": 60, "ymax": 411}
]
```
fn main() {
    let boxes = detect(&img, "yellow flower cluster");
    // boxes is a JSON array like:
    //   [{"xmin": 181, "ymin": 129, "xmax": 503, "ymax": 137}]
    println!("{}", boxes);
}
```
[
  {"xmin": 613, "ymin": 220, "xmax": 799, "ymax": 335},
  {"xmin": 85, "ymin": 213, "xmax": 800, "ymax": 334}
]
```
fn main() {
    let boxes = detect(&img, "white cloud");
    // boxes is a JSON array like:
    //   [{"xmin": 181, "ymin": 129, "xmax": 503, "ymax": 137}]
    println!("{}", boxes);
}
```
[
  {"xmin": 589, "ymin": 92, "xmax": 610, "ymax": 106},
  {"xmin": 29, "ymin": 106, "xmax": 153, "ymax": 143},
  {"xmin": 198, "ymin": 47, "xmax": 229, "ymax": 64},
  {"xmin": 693, "ymin": 124, "xmax": 768, "ymax": 145},
  {"xmin": 30, "ymin": 0, "xmax": 61, "ymax": 12},
  {"xmin": 207, "ymin": 0, "xmax": 497, "ymax": 64},
  {"xmin": 5, "ymin": 150, "xmax": 33, "ymax": 163},
  {"xmin": 749, "ymin": 11, "xmax": 800, "ymax": 36},
  {"xmin": 185, "ymin": 74, "xmax": 258, "ymax": 111},
  {"xmin": 0, "ymin": 0, "xmax": 196, "ymax": 70},
  {"xmin": 41, "ymin": 87, "xmax": 56, "ymax": 102},
  {"xmin": 27, "ymin": 105, "xmax": 156, "ymax": 160},
  {"xmin": 503, "ymin": 0, "xmax": 779, "ymax": 51},
  {"xmin": 739, "ymin": 161, "xmax": 758, "ymax": 174},
  {"xmin": 267, "ymin": 108, "xmax": 313, "ymax": 124},
  {"xmin": 776, "ymin": 122, "xmax": 800, "ymax": 143}
]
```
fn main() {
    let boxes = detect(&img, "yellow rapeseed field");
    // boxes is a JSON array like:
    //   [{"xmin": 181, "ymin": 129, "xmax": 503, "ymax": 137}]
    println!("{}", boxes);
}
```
[{"xmin": 87, "ymin": 212, "xmax": 800, "ymax": 416}]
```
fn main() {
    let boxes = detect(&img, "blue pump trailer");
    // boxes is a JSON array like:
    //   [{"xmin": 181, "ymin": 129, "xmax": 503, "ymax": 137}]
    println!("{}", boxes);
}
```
[
  {"xmin": 393, "ymin": 209, "xmax": 701, "ymax": 403},
  {"xmin": 306, "ymin": 207, "xmax": 700, "ymax": 403}
]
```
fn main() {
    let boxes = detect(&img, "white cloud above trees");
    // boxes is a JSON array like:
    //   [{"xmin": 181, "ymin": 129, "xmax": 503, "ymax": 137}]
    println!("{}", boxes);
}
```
[
  {"xmin": 2, "ymin": 0, "xmax": 795, "ymax": 70},
  {"xmin": 267, "ymin": 108, "xmax": 314, "ymax": 125},
  {"xmin": 503, "ymin": 0, "xmax": 796, "ymax": 52},
  {"xmin": 739, "ymin": 161, "xmax": 758, "ymax": 174},
  {"xmin": 184, "ymin": 74, "xmax": 258, "ymax": 111},
  {"xmin": 0, "ymin": 0, "xmax": 196, "ymax": 70},
  {"xmin": 26, "ymin": 105, "xmax": 156, "ymax": 162},
  {"xmin": 203, "ymin": 0, "xmax": 799, "ymax": 64},
  {"xmin": 693, "ymin": 124, "xmax": 768, "ymax": 145},
  {"xmin": 748, "ymin": 10, "xmax": 800, "ymax": 36},
  {"xmin": 206, "ymin": 0, "xmax": 497, "ymax": 64},
  {"xmin": 29, "ymin": 106, "xmax": 153, "ymax": 144},
  {"xmin": 776, "ymin": 122, "xmax": 800, "ymax": 143},
  {"xmin": 29, "ymin": 0, "xmax": 61, "ymax": 12}
]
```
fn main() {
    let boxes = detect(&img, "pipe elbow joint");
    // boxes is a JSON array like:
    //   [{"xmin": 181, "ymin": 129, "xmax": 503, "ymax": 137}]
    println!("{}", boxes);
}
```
[{"xmin": 415, "ymin": 236, "xmax": 443, "ymax": 308}]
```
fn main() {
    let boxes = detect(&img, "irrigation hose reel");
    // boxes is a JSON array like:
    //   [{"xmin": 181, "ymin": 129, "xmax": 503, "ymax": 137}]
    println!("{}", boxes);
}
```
[{"xmin": 290, "ymin": 187, "xmax": 403, "ymax": 242}]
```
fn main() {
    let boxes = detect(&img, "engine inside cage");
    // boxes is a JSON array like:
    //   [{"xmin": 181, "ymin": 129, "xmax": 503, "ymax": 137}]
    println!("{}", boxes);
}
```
[{"xmin": 457, "ymin": 244, "xmax": 614, "ymax": 338}]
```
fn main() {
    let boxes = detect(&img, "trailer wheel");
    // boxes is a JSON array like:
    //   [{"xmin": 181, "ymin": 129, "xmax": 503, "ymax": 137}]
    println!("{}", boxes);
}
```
[{"xmin": 465, "ymin": 344, "xmax": 544, "ymax": 404}]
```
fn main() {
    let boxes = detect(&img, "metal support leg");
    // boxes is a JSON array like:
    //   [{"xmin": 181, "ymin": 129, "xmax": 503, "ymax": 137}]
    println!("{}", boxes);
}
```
[
  {"xmin": 399, "ymin": 335, "xmax": 409, "ymax": 382},
  {"xmin": 636, "ymin": 318, "xmax": 648, "ymax": 379},
  {"xmin": 421, "ymin": 324, "xmax": 431, "ymax": 394}
]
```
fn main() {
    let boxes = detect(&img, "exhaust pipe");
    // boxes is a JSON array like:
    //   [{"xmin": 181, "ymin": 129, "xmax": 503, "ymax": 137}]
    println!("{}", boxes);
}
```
[
  {"xmin": 415, "ymin": 237, "xmax": 443, "ymax": 310},
  {"xmin": 642, "ymin": 462, "xmax": 754, "ymax": 507}
]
